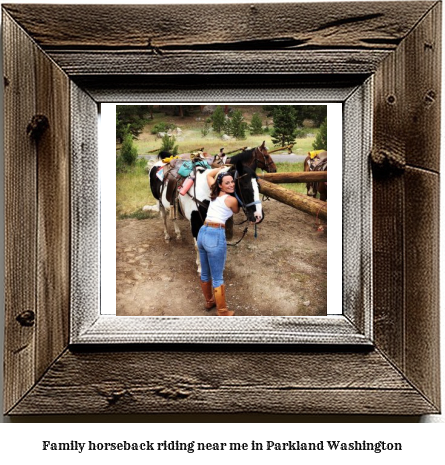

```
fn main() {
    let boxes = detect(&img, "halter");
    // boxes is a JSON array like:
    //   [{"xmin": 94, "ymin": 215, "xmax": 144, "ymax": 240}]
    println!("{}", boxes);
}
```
[
  {"xmin": 233, "ymin": 170, "xmax": 262, "ymax": 210},
  {"xmin": 254, "ymin": 146, "xmax": 274, "ymax": 170}
]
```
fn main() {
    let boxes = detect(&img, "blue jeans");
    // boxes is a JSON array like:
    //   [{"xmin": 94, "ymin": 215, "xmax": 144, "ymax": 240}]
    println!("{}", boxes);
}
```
[{"xmin": 197, "ymin": 225, "xmax": 227, "ymax": 288}]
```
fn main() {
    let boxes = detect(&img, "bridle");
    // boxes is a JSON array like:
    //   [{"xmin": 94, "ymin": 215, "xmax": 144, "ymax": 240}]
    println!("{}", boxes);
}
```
[
  {"xmin": 232, "ymin": 170, "xmax": 262, "ymax": 221},
  {"xmin": 254, "ymin": 146, "xmax": 275, "ymax": 171}
]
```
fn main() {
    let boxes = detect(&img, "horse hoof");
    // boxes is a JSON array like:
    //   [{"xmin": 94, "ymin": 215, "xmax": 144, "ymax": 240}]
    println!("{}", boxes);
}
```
[{"xmin": 164, "ymin": 235, "xmax": 171, "ymax": 242}]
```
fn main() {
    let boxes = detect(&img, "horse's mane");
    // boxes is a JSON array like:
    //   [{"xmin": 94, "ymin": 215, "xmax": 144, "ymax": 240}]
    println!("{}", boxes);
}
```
[
  {"xmin": 157, "ymin": 150, "xmax": 172, "ymax": 160},
  {"xmin": 227, "ymin": 148, "xmax": 255, "ymax": 165},
  {"xmin": 228, "ymin": 163, "xmax": 257, "ymax": 180}
]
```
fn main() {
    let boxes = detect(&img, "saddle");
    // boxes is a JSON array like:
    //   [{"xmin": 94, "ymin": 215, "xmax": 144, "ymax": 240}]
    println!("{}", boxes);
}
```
[
  {"xmin": 161, "ymin": 157, "xmax": 212, "ymax": 212},
  {"xmin": 309, "ymin": 153, "xmax": 327, "ymax": 172},
  {"xmin": 161, "ymin": 159, "xmax": 186, "ymax": 205}
]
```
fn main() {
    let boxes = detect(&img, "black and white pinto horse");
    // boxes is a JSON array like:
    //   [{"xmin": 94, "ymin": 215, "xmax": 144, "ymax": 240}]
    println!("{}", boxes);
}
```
[{"xmin": 149, "ymin": 158, "xmax": 263, "ymax": 272}]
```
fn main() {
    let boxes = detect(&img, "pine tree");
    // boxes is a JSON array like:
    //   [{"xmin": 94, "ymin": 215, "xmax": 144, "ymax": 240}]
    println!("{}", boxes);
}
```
[
  {"xmin": 161, "ymin": 134, "xmax": 179, "ymax": 155},
  {"xmin": 231, "ymin": 110, "xmax": 246, "ymax": 139},
  {"xmin": 312, "ymin": 118, "xmax": 327, "ymax": 150},
  {"xmin": 223, "ymin": 116, "xmax": 232, "ymax": 136},
  {"xmin": 249, "ymin": 113, "xmax": 263, "ymax": 135},
  {"xmin": 271, "ymin": 106, "xmax": 298, "ymax": 146},
  {"xmin": 211, "ymin": 106, "xmax": 225, "ymax": 133}
]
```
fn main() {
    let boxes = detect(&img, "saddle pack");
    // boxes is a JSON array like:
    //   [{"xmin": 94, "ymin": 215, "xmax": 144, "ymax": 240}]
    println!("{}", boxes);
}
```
[{"xmin": 161, "ymin": 157, "xmax": 212, "ymax": 208}]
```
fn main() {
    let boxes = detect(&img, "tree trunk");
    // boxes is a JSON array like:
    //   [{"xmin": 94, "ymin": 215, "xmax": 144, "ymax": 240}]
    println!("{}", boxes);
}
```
[
  {"xmin": 258, "ymin": 179, "xmax": 327, "ymax": 221},
  {"xmin": 258, "ymin": 171, "xmax": 327, "ymax": 183}
]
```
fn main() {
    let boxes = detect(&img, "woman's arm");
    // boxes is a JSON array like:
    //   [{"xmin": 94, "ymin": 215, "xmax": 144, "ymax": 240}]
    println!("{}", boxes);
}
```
[
  {"xmin": 225, "ymin": 195, "xmax": 240, "ymax": 214},
  {"xmin": 206, "ymin": 167, "xmax": 224, "ymax": 188}
]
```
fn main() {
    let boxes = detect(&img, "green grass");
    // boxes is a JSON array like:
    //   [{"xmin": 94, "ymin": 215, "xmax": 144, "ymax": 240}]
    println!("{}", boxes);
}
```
[
  {"xmin": 274, "ymin": 162, "xmax": 307, "ymax": 195},
  {"xmin": 116, "ymin": 158, "xmax": 155, "ymax": 218}
]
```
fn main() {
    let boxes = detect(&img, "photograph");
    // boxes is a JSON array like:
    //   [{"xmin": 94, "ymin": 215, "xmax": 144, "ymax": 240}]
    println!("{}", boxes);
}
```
[{"xmin": 115, "ymin": 104, "xmax": 329, "ymax": 317}]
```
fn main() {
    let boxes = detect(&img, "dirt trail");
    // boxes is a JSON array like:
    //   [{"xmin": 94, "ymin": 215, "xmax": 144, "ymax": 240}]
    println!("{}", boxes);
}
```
[{"xmin": 116, "ymin": 199, "xmax": 327, "ymax": 317}]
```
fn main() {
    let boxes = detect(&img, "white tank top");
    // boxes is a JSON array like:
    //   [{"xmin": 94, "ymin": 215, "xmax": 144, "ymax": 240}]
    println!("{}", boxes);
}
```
[{"xmin": 205, "ymin": 194, "xmax": 234, "ymax": 224}]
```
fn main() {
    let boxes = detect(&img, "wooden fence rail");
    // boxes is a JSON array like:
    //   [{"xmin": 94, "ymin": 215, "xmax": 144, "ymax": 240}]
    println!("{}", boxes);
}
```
[
  {"xmin": 258, "ymin": 171, "xmax": 327, "ymax": 183},
  {"xmin": 258, "ymin": 179, "xmax": 327, "ymax": 221}
]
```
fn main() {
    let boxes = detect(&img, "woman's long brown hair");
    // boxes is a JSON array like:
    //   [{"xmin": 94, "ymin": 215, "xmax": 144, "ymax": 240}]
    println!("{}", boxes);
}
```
[{"xmin": 210, "ymin": 172, "xmax": 233, "ymax": 201}]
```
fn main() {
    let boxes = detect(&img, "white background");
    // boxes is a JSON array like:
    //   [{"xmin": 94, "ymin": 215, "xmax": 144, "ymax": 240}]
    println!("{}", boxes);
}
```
[{"xmin": 1, "ymin": 0, "xmax": 444, "ymax": 461}]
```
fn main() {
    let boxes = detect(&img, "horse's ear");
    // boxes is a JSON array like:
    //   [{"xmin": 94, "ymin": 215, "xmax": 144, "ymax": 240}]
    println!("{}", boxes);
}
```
[{"xmin": 261, "ymin": 141, "xmax": 266, "ymax": 149}]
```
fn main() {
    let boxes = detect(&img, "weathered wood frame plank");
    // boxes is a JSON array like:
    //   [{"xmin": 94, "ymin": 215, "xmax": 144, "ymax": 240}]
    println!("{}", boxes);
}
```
[{"xmin": 2, "ymin": 2, "xmax": 441, "ymax": 415}]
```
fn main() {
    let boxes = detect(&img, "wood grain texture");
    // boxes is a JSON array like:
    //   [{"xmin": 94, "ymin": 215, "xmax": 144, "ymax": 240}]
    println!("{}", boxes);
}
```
[
  {"xmin": 46, "ymin": 50, "xmax": 390, "ymax": 76},
  {"xmin": 258, "ymin": 172, "xmax": 327, "ymax": 183},
  {"xmin": 404, "ymin": 168, "xmax": 440, "ymax": 407},
  {"xmin": 35, "ymin": 37, "xmax": 70, "ymax": 381},
  {"xmin": 404, "ymin": 2, "xmax": 441, "ymax": 171},
  {"xmin": 2, "ymin": 2, "xmax": 435, "ymax": 49},
  {"xmin": 70, "ymin": 83, "xmax": 99, "ymax": 338},
  {"xmin": 3, "ymin": 13, "xmax": 37, "ymax": 414},
  {"xmin": 78, "ymin": 76, "xmax": 361, "ymax": 104},
  {"xmin": 372, "ymin": 28, "xmax": 408, "ymax": 371},
  {"xmin": 8, "ymin": 349, "xmax": 437, "ymax": 415},
  {"xmin": 342, "ymin": 81, "xmax": 373, "ymax": 336},
  {"xmin": 372, "ymin": 3, "xmax": 441, "ymax": 411}
]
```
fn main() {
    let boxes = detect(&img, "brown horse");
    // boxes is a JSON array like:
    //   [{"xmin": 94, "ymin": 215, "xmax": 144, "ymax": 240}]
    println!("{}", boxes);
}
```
[
  {"xmin": 304, "ymin": 151, "xmax": 327, "ymax": 201},
  {"xmin": 226, "ymin": 142, "xmax": 277, "ymax": 173}
]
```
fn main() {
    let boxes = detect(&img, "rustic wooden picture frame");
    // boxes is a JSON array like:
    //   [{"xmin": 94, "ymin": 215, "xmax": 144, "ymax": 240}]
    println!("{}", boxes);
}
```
[{"xmin": 3, "ymin": 2, "xmax": 441, "ymax": 415}]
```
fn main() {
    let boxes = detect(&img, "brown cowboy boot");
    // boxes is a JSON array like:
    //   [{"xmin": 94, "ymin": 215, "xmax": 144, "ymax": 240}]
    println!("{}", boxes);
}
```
[
  {"xmin": 200, "ymin": 280, "xmax": 216, "ymax": 310},
  {"xmin": 213, "ymin": 284, "xmax": 234, "ymax": 316}
]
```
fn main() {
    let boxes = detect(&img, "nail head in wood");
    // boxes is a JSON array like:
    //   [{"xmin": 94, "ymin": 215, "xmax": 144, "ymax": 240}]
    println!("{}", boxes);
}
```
[
  {"xmin": 424, "ymin": 90, "xmax": 436, "ymax": 106},
  {"xmin": 26, "ymin": 114, "xmax": 49, "ymax": 140},
  {"xmin": 16, "ymin": 310, "xmax": 35, "ymax": 327},
  {"xmin": 370, "ymin": 149, "xmax": 406, "ymax": 177}
]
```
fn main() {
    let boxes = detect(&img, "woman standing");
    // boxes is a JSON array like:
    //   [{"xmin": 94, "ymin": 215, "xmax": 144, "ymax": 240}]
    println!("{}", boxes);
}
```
[{"xmin": 198, "ymin": 167, "xmax": 240, "ymax": 316}]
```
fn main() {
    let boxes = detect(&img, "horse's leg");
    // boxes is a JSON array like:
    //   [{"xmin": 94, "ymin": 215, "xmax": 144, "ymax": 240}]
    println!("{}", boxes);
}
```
[
  {"xmin": 194, "ymin": 238, "xmax": 202, "ymax": 274},
  {"xmin": 319, "ymin": 183, "xmax": 327, "ymax": 202},
  {"xmin": 159, "ymin": 203, "xmax": 171, "ymax": 241},
  {"xmin": 172, "ymin": 218, "xmax": 182, "ymax": 240},
  {"xmin": 307, "ymin": 182, "xmax": 315, "ymax": 197}
]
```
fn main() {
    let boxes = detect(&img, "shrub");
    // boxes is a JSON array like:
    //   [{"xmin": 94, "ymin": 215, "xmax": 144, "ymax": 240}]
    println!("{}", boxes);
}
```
[
  {"xmin": 201, "ymin": 121, "xmax": 211, "ymax": 137},
  {"xmin": 121, "ymin": 131, "xmax": 138, "ymax": 165}
]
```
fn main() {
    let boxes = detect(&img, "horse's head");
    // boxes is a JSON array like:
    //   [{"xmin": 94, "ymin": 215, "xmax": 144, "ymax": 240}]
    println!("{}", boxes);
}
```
[
  {"xmin": 231, "ymin": 161, "xmax": 263, "ymax": 224},
  {"xmin": 255, "ymin": 141, "xmax": 277, "ymax": 173}
]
